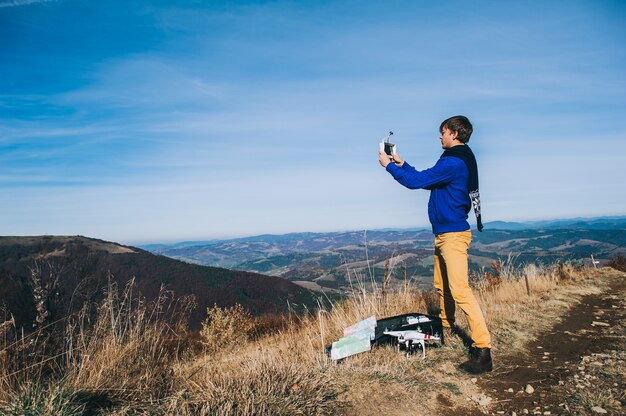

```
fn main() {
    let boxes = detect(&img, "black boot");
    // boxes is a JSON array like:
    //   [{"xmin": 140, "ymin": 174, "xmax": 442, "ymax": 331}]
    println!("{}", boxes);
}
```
[{"xmin": 459, "ymin": 347, "xmax": 492, "ymax": 374}]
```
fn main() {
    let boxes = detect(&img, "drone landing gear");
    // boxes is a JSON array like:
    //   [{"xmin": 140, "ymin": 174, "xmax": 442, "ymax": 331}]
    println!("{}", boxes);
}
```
[{"xmin": 396, "ymin": 340, "xmax": 427, "ymax": 359}]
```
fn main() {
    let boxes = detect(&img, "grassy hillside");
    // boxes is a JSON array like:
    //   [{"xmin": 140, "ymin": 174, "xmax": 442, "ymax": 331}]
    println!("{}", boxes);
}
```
[{"xmin": 1, "ymin": 259, "xmax": 623, "ymax": 414}]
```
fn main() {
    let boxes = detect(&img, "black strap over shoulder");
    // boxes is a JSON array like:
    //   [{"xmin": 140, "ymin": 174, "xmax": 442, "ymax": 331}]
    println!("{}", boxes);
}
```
[{"xmin": 441, "ymin": 145, "xmax": 483, "ymax": 232}]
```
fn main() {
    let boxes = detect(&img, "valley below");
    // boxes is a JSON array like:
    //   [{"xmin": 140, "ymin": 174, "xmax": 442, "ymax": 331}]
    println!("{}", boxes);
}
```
[{"xmin": 143, "ymin": 218, "xmax": 626, "ymax": 294}]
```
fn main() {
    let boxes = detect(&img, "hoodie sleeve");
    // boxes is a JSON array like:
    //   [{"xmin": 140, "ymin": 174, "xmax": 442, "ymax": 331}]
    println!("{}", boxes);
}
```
[{"xmin": 385, "ymin": 157, "xmax": 460, "ymax": 189}]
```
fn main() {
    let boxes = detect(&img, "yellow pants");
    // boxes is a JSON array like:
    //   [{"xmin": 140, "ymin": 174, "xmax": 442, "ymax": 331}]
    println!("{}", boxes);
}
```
[{"xmin": 433, "ymin": 230, "xmax": 491, "ymax": 349}]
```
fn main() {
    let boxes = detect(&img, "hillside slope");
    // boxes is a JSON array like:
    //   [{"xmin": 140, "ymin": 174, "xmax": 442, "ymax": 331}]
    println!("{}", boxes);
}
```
[
  {"xmin": 0, "ymin": 260, "xmax": 623, "ymax": 414},
  {"xmin": 0, "ymin": 236, "xmax": 317, "ymax": 330}
]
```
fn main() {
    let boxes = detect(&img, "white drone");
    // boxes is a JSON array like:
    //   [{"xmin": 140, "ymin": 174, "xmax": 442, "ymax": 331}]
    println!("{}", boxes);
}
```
[{"xmin": 384, "ymin": 330, "xmax": 442, "ymax": 359}]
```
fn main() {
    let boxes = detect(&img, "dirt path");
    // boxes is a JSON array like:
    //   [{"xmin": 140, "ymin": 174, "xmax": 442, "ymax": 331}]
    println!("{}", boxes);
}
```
[{"xmin": 478, "ymin": 273, "xmax": 625, "ymax": 415}]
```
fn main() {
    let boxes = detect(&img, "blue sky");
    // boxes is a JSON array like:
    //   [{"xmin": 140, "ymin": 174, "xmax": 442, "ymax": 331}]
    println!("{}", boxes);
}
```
[{"xmin": 1, "ymin": 0, "xmax": 625, "ymax": 244}]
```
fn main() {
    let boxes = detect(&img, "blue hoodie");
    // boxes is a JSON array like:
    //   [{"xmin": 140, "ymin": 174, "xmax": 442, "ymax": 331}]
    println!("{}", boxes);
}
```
[{"xmin": 386, "ymin": 157, "xmax": 471, "ymax": 234}]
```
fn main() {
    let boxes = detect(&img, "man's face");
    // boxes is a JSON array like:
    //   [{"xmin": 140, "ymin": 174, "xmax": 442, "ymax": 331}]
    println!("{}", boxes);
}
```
[{"xmin": 440, "ymin": 126, "xmax": 458, "ymax": 149}]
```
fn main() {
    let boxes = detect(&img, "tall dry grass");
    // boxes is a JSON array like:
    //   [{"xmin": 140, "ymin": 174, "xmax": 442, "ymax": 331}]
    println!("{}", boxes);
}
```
[
  {"xmin": 470, "ymin": 261, "xmax": 593, "ymax": 353},
  {"xmin": 0, "ymin": 278, "xmax": 191, "ymax": 414},
  {"xmin": 63, "ymin": 279, "xmax": 190, "ymax": 405},
  {"xmin": 0, "ymin": 259, "xmax": 613, "ymax": 415}
]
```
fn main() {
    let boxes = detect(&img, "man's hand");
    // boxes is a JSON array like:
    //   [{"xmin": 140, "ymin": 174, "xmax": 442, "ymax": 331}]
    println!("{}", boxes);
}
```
[
  {"xmin": 378, "ymin": 150, "xmax": 391, "ymax": 168},
  {"xmin": 379, "ymin": 150, "xmax": 405, "ymax": 168},
  {"xmin": 391, "ymin": 152, "xmax": 404, "ymax": 167}
]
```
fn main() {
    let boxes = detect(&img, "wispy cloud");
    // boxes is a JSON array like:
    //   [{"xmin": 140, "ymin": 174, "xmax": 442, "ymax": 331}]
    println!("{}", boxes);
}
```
[{"xmin": 0, "ymin": 0, "xmax": 55, "ymax": 8}]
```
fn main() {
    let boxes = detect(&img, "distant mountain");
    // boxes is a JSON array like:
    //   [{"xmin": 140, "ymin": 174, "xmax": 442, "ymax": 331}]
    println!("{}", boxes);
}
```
[
  {"xmin": 145, "ymin": 229, "xmax": 434, "ymax": 269},
  {"xmin": 141, "ymin": 229, "xmax": 438, "ymax": 293},
  {"xmin": 484, "ymin": 216, "xmax": 626, "ymax": 231},
  {"xmin": 483, "ymin": 221, "xmax": 529, "ymax": 230},
  {"xmin": 471, "ymin": 228, "xmax": 626, "ymax": 264},
  {"xmin": 0, "ymin": 236, "xmax": 317, "ymax": 331},
  {"xmin": 142, "ymin": 216, "xmax": 626, "ymax": 292}
]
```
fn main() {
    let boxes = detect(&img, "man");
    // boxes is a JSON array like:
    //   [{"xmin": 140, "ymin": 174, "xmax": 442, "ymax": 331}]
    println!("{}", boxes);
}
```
[{"xmin": 378, "ymin": 115, "xmax": 492, "ymax": 374}]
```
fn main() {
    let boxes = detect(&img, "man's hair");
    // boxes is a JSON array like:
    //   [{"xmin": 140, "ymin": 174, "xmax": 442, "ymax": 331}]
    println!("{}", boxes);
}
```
[{"xmin": 440, "ymin": 115, "xmax": 473, "ymax": 143}]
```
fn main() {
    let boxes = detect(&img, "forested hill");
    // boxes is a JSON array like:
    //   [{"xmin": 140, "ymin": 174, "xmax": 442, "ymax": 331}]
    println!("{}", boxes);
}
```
[{"xmin": 0, "ymin": 236, "xmax": 317, "ymax": 331}]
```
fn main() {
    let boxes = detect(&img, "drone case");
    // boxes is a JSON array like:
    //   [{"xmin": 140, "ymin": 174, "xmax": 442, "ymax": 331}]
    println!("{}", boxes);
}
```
[{"xmin": 373, "ymin": 313, "xmax": 444, "ymax": 346}]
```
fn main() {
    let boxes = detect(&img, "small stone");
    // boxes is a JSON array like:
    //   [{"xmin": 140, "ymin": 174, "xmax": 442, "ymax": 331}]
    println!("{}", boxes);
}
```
[
  {"xmin": 507, "ymin": 388, "xmax": 514, "ymax": 393},
  {"xmin": 537, "ymin": 346, "xmax": 543, "ymax": 349},
  {"xmin": 497, "ymin": 412, "xmax": 505, "ymax": 415},
  {"xmin": 471, "ymin": 393, "xmax": 492, "ymax": 406},
  {"xmin": 543, "ymin": 412, "xmax": 551, "ymax": 415},
  {"xmin": 522, "ymin": 410, "xmax": 529, "ymax": 415},
  {"xmin": 591, "ymin": 406, "xmax": 607, "ymax": 414},
  {"xmin": 525, "ymin": 384, "xmax": 535, "ymax": 394},
  {"xmin": 512, "ymin": 412, "xmax": 517, "ymax": 416},
  {"xmin": 479, "ymin": 396, "xmax": 492, "ymax": 406},
  {"xmin": 591, "ymin": 321, "xmax": 610, "ymax": 326},
  {"xmin": 471, "ymin": 377, "xmax": 477, "ymax": 383},
  {"xmin": 543, "ymin": 352, "xmax": 550, "ymax": 355},
  {"xmin": 590, "ymin": 361, "xmax": 603, "ymax": 366}
]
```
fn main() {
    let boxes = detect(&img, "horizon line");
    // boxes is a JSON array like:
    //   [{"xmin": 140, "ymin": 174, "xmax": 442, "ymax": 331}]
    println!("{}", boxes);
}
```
[{"xmin": 131, "ymin": 214, "xmax": 626, "ymax": 246}]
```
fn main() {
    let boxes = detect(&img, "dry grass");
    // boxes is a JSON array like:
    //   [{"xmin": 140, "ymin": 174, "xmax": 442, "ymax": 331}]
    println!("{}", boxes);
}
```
[
  {"xmin": 0, "ymin": 278, "xmax": 190, "ymax": 414},
  {"xmin": 64, "ymin": 280, "xmax": 184, "ymax": 399},
  {"xmin": 0, "ymin": 261, "xmax": 618, "ymax": 415}
]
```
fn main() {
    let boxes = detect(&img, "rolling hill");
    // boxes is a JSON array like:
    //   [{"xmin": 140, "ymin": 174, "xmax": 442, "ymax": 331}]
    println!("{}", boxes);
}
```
[
  {"xmin": 142, "ymin": 217, "xmax": 626, "ymax": 293},
  {"xmin": 0, "ymin": 236, "xmax": 317, "ymax": 332}
]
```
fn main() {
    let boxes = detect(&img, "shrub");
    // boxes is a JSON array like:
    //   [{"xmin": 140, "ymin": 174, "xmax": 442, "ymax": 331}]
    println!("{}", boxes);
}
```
[
  {"xmin": 200, "ymin": 304, "xmax": 255, "ymax": 352},
  {"xmin": 607, "ymin": 255, "xmax": 626, "ymax": 272}
]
